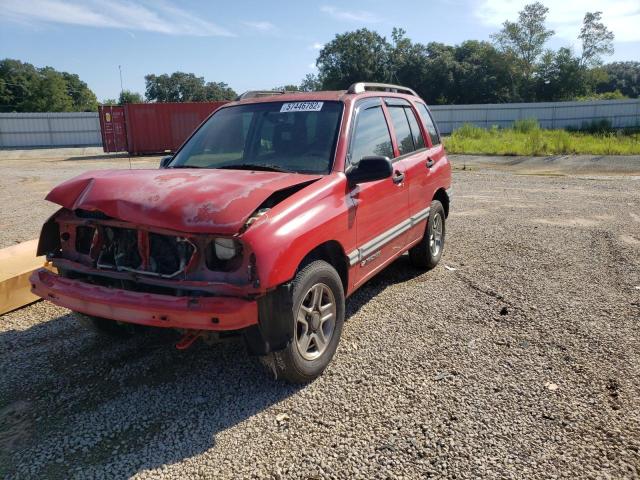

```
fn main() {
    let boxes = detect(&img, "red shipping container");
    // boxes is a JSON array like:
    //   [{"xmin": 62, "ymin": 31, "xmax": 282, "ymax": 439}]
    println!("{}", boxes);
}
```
[{"xmin": 99, "ymin": 102, "xmax": 227, "ymax": 156}]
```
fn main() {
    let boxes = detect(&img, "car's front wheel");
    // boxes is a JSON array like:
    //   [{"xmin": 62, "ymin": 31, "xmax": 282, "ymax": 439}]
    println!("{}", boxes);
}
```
[{"xmin": 261, "ymin": 260, "xmax": 345, "ymax": 383}]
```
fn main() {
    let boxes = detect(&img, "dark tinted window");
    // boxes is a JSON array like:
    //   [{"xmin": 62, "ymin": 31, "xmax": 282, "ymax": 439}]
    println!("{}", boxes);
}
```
[
  {"xmin": 350, "ymin": 105, "xmax": 393, "ymax": 164},
  {"xmin": 388, "ymin": 106, "xmax": 415, "ymax": 156},
  {"xmin": 416, "ymin": 103, "xmax": 440, "ymax": 146},
  {"xmin": 405, "ymin": 107, "xmax": 425, "ymax": 150}
]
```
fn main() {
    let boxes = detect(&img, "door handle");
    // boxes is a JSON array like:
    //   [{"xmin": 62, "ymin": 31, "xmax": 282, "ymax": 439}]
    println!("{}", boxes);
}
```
[
  {"xmin": 426, "ymin": 158, "xmax": 435, "ymax": 168},
  {"xmin": 392, "ymin": 171, "xmax": 405, "ymax": 184}
]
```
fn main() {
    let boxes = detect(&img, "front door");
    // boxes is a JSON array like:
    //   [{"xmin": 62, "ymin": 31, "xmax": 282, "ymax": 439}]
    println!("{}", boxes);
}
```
[{"xmin": 347, "ymin": 98, "xmax": 409, "ymax": 286}]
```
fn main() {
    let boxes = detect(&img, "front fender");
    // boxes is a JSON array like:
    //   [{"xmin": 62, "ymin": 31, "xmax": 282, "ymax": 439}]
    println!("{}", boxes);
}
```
[{"xmin": 242, "ymin": 174, "xmax": 355, "ymax": 290}]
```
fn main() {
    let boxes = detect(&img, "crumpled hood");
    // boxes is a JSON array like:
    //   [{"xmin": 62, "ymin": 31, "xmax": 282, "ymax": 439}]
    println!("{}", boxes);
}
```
[{"xmin": 46, "ymin": 168, "xmax": 320, "ymax": 235}]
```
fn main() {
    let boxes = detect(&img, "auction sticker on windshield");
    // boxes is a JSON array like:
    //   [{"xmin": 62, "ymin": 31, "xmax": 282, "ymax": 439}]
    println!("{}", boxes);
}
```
[{"xmin": 280, "ymin": 102, "xmax": 324, "ymax": 113}]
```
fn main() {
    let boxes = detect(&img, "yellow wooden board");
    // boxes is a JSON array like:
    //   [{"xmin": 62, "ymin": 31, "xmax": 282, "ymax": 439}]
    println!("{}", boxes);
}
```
[{"xmin": 0, "ymin": 239, "xmax": 52, "ymax": 315}]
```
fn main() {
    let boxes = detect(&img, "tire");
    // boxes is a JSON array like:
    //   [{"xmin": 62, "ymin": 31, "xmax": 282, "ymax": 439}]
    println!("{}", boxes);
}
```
[
  {"xmin": 74, "ymin": 312, "xmax": 139, "ymax": 338},
  {"xmin": 260, "ymin": 260, "xmax": 345, "ymax": 383},
  {"xmin": 409, "ymin": 199, "xmax": 446, "ymax": 269}
]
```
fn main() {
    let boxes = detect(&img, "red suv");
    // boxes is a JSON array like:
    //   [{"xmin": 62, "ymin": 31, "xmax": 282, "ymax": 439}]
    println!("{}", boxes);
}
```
[{"xmin": 31, "ymin": 83, "xmax": 452, "ymax": 382}]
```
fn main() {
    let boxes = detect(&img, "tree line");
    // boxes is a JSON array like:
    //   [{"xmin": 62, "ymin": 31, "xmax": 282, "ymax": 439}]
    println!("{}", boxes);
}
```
[
  {"xmin": 308, "ymin": 3, "xmax": 635, "ymax": 104},
  {"xmin": 1, "ymin": 2, "xmax": 638, "ymax": 112}
]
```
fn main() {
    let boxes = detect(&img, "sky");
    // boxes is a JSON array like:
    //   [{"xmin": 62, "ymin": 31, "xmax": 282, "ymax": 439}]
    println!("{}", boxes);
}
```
[{"xmin": 1, "ymin": 0, "xmax": 639, "ymax": 101}]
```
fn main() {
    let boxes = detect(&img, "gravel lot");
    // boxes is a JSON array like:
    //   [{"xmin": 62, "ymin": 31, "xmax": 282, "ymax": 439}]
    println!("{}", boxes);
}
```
[{"xmin": 1, "ymin": 151, "xmax": 639, "ymax": 478}]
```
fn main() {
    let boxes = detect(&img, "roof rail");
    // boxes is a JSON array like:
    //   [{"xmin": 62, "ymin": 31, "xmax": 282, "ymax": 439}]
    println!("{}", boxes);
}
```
[
  {"xmin": 347, "ymin": 82, "xmax": 418, "ymax": 97},
  {"xmin": 236, "ymin": 90, "xmax": 300, "ymax": 101}
]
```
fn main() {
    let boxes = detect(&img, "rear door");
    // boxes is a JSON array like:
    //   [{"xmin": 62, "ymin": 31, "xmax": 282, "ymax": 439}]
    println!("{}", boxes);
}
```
[
  {"xmin": 384, "ymin": 98, "xmax": 433, "ymax": 244},
  {"xmin": 415, "ymin": 102, "xmax": 446, "ymax": 206},
  {"xmin": 348, "ymin": 98, "xmax": 409, "ymax": 285}
]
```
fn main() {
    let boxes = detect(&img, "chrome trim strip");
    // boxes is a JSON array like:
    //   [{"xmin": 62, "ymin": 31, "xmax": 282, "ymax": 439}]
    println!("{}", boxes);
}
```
[{"xmin": 347, "ymin": 206, "xmax": 430, "ymax": 266}]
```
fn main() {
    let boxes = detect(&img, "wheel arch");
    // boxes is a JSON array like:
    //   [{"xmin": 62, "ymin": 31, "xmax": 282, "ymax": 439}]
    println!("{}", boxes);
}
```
[
  {"xmin": 433, "ymin": 187, "xmax": 450, "ymax": 218},
  {"xmin": 297, "ymin": 240, "xmax": 349, "ymax": 294}
]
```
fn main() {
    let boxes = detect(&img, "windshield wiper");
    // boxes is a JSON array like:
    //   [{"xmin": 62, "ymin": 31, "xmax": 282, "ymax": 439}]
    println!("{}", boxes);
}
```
[
  {"xmin": 169, "ymin": 164, "xmax": 206, "ymax": 169},
  {"xmin": 217, "ymin": 163, "xmax": 292, "ymax": 173}
]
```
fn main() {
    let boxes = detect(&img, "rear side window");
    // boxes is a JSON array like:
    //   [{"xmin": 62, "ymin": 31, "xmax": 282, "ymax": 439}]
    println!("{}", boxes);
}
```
[
  {"xmin": 350, "ymin": 105, "xmax": 393, "ymax": 164},
  {"xmin": 416, "ymin": 103, "xmax": 441, "ymax": 146},
  {"xmin": 387, "ymin": 106, "xmax": 415, "ymax": 156},
  {"xmin": 405, "ymin": 107, "xmax": 425, "ymax": 150}
]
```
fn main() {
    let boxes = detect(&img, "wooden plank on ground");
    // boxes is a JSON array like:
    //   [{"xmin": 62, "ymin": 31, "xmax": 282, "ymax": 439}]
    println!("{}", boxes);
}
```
[{"xmin": 0, "ymin": 239, "xmax": 52, "ymax": 315}]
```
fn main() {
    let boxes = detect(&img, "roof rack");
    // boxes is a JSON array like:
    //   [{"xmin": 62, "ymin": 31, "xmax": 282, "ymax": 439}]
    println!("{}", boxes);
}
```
[
  {"xmin": 236, "ymin": 90, "xmax": 300, "ymax": 101},
  {"xmin": 347, "ymin": 82, "xmax": 418, "ymax": 97}
]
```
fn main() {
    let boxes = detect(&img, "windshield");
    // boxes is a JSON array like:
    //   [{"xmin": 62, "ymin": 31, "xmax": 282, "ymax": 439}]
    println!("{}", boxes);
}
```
[{"xmin": 169, "ymin": 101, "xmax": 343, "ymax": 174}]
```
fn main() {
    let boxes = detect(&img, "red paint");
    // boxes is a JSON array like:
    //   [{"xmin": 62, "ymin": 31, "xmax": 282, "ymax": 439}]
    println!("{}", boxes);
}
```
[
  {"xmin": 30, "ymin": 269, "xmax": 257, "ymax": 331},
  {"xmin": 99, "ymin": 102, "xmax": 227, "ymax": 155},
  {"xmin": 37, "ymin": 89, "xmax": 452, "ymax": 337},
  {"xmin": 45, "ymin": 168, "xmax": 320, "ymax": 235}
]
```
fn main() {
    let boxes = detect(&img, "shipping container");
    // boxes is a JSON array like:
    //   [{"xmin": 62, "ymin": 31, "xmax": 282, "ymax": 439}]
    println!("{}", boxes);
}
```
[{"xmin": 98, "ymin": 102, "xmax": 227, "ymax": 155}]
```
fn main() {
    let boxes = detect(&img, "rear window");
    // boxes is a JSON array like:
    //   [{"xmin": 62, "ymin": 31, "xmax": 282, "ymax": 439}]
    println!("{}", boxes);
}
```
[{"xmin": 387, "ymin": 106, "xmax": 415, "ymax": 156}]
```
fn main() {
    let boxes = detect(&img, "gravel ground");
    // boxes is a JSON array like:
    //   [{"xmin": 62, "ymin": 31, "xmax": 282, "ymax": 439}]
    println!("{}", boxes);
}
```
[{"xmin": 1, "ymin": 152, "xmax": 639, "ymax": 478}]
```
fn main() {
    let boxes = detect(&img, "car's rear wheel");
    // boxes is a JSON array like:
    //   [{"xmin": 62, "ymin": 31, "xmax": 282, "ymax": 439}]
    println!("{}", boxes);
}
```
[
  {"xmin": 409, "ymin": 199, "xmax": 446, "ymax": 269},
  {"xmin": 74, "ymin": 313, "xmax": 140, "ymax": 338},
  {"xmin": 261, "ymin": 260, "xmax": 345, "ymax": 383}
]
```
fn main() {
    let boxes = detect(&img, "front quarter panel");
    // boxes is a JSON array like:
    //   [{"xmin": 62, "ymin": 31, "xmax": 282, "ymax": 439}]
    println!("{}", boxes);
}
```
[{"xmin": 241, "ymin": 173, "xmax": 354, "ymax": 290}]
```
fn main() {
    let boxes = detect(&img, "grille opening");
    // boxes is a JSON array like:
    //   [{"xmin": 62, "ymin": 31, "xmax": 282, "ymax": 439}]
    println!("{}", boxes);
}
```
[
  {"xmin": 61, "ymin": 269, "xmax": 212, "ymax": 297},
  {"xmin": 75, "ymin": 226, "xmax": 95, "ymax": 254},
  {"xmin": 95, "ymin": 226, "xmax": 195, "ymax": 277}
]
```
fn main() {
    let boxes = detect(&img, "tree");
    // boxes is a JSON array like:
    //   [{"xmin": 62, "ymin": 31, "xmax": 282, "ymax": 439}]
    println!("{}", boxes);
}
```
[
  {"xmin": 273, "ymin": 84, "xmax": 300, "ymax": 92},
  {"xmin": 118, "ymin": 90, "xmax": 144, "ymax": 104},
  {"xmin": 0, "ymin": 59, "xmax": 98, "ymax": 112},
  {"xmin": 579, "ymin": 12, "xmax": 614, "ymax": 67},
  {"xmin": 492, "ymin": 2, "xmax": 554, "ymax": 100},
  {"xmin": 101, "ymin": 98, "xmax": 118, "ymax": 105},
  {"xmin": 536, "ymin": 48, "xmax": 587, "ymax": 100},
  {"xmin": 317, "ymin": 29, "xmax": 391, "ymax": 90},
  {"xmin": 145, "ymin": 72, "xmax": 236, "ymax": 102},
  {"xmin": 597, "ymin": 62, "xmax": 640, "ymax": 98},
  {"xmin": 62, "ymin": 72, "xmax": 98, "ymax": 111},
  {"xmin": 299, "ymin": 73, "xmax": 322, "ymax": 92}
]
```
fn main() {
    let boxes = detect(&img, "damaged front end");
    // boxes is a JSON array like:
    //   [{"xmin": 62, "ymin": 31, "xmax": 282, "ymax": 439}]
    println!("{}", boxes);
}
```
[{"xmin": 30, "ymin": 208, "xmax": 261, "ymax": 331}]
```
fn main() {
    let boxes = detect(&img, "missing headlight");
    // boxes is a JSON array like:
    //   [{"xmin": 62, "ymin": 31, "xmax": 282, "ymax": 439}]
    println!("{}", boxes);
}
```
[{"xmin": 206, "ymin": 238, "xmax": 242, "ymax": 271}]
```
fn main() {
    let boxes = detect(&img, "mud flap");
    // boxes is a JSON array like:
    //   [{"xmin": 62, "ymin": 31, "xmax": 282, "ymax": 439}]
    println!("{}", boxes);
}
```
[{"xmin": 243, "ymin": 283, "xmax": 294, "ymax": 355}]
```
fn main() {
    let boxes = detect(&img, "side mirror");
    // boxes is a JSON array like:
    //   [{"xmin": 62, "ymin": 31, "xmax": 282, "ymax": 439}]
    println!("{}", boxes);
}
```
[
  {"xmin": 347, "ymin": 156, "xmax": 393, "ymax": 185},
  {"xmin": 159, "ymin": 155, "xmax": 173, "ymax": 169}
]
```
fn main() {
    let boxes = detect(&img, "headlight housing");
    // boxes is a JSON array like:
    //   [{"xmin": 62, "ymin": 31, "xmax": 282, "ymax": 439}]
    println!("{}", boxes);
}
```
[
  {"xmin": 214, "ymin": 237, "xmax": 237, "ymax": 260},
  {"xmin": 206, "ymin": 237, "xmax": 242, "ymax": 271}
]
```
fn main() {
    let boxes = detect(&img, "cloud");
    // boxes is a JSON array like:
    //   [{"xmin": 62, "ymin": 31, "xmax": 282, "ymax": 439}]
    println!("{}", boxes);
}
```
[
  {"xmin": 242, "ymin": 21, "xmax": 277, "ymax": 32},
  {"xmin": 320, "ymin": 5, "xmax": 381, "ymax": 23},
  {"xmin": 310, "ymin": 42, "xmax": 324, "ymax": 50},
  {"xmin": 476, "ymin": 0, "xmax": 640, "ymax": 43},
  {"xmin": 0, "ymin": 0, "xmax": 235, "ymax": 37}
]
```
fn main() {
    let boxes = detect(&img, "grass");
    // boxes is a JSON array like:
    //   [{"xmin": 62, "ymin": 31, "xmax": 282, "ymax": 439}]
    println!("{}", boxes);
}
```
[{"xmin": 444, "ymin": 120, "xmax": 640, "ymax": 156}]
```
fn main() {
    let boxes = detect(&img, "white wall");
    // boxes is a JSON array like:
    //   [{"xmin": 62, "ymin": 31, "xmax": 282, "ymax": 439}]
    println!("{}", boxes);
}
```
[
  {"xmin": 0, "ymin": 112, "xmax": 101, "ymax": 148},
  {"xmin": 430, "ymin": 99, "xmax": 640, "ymax": 134}
]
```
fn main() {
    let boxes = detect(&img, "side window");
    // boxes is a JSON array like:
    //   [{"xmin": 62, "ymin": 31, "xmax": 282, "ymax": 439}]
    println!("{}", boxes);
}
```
[
  {"xmin": 387, "ymin": 106, "xmax": 415, "ymax": 156},
  {"xmin": 405, "ymin": 107, "xmax": 425, "ymax": 150},
  {"xmin": 416, "ymin": 103, "xmax": 441, "ymax": 146},
  {"xmin": 350, "ymin": 105, "xmax": 393, "ymax": 164}
]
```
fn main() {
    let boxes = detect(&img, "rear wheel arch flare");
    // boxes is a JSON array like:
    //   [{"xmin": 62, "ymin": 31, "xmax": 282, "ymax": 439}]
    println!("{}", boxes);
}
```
[{"xmin": 433, "ymin": 188, "xmax": 450, "ymax": 218}]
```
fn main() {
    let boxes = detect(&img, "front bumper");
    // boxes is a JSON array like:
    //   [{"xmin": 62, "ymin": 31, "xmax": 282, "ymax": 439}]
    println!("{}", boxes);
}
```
[{"xmin": 29, "ymin": 268, "xmax": 258, "ymax": 331}]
